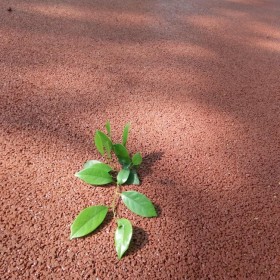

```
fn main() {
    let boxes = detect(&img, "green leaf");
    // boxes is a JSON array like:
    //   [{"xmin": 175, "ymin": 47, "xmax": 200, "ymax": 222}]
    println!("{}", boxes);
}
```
[
  {"xmin": 121, "ymin": 191, "xmax": 157, "ymax": 217},
  {"xmin": 126, "ymin": 169, "xmax": 140, "ymax": 185},
  {"xmin": 70, "ymin": 206, "xmax": 108, "ymax": 239},
  {"xmin": 75, "ymin": 167, "xmax": 113, "ymax": 185},
  {"xmin": 94, "ymin": 131, "xmax": 104, "ymax": 156},
  {"xmin": 83, "ymin": 160, "xmax": 101, "ymax": 169},
  {"xmin": 115, "ymin": 218, "xmax": 133, "ymax": 259},
  {"xmin": 105, "ymin": 121, "xmax": 111, "ymax": 137},
  {"xmin": 113, "ymin": 144, "xmax": 131, "ymax": 166},
  {"xmin": 94, "ymin": 130, "xmax": 113, "ymax": 158},
  {"xmin": 117, "ymin": 169, "xmax": 130, "ymax": 185},
  {"xmin": 122, "ymin": 123, "xmax": 130, "ymax": 147},
  {"xmin": 132, "ymin": 152, "xmax": 142, "ymax": 166},
  {"xmin": 84, "ymin": 162, "xmax": 112, "ymax": 173}
]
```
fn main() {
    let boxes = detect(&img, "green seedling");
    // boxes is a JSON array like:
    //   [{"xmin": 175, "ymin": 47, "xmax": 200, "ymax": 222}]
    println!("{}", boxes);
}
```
[{"xmin": 70, "ymin": 122, "xmax": 157, "ymax": 259}]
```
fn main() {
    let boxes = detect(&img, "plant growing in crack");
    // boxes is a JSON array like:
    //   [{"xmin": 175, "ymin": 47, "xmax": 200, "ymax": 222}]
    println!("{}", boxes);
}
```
[{"xmin": 70, "ymin": 122, "xmax": 157, "ymax": 259}]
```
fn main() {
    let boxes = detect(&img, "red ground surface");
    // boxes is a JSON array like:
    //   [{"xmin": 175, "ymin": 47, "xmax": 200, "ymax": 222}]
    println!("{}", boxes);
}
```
[{"xmin": 1, "ymin": 0, "xmax": 280, "ymax": 279}]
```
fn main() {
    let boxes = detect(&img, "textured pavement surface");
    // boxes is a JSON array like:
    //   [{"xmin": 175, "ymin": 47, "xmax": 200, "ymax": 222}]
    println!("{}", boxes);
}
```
[{"xmin": 1, "ymin": 0, "xmax": 280, "ymax": 279}]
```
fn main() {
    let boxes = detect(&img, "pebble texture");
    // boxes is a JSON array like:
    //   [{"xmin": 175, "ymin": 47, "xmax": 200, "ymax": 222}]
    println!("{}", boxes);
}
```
[{"xmin": 1, "ymin": 0, "xmax": 280, "ymax": 279}]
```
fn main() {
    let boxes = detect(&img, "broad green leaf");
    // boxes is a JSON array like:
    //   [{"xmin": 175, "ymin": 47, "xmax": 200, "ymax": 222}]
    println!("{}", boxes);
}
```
[
  {"xmin": 115, "ymin": 218, "xmax": 133, "ymax": 259},
  {"xmin": 117, "ymin": 169, "xmax": 130, "ymax": 185},
  {"xmin": 105, "ymin": 121, "xmax": 111, "ymax": 137},
  {"xmin": 94, "ymin": 131, "xmax": 104, "ymax": 156},
  {"xmin": 126, "ymin": 169, "xmax": 140, "ymax": 185},
  {"xmin": 113, "ymin": 144, "xmax": 131, "ymax": 166},
  {"xmin": 83, "ymin": 160, "xmax": 101, "ymax": 169},
  {"xmin": 94, "ymin": 130, "xmax": 113, "ymax": 158},
  {"xmin": 75, "ymin": 167, "xmax": 113, "ymax": 185},
  {"xmin": 132, "ymin": 152, "xmax": 142, "ymax": 166},
  {"xmin": 121, "ymin": 191, "xmax": 157, "ymax": 218},
  {"xmin": 84, "ymin": 162, "xmax": 112, "ymax": 173},
  {"xmin": 70, "ymin": 205, "xmax": 108, "ymax": 239},
  {"xmin": 122, "ymin": 123, "xmax": 130, "ymax": 147}
]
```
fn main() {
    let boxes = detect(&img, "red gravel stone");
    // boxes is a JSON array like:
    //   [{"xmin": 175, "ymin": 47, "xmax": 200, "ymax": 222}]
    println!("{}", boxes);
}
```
[{"xmin": 0, "ymin": 0, "xmax": 279, "ymax": 279}]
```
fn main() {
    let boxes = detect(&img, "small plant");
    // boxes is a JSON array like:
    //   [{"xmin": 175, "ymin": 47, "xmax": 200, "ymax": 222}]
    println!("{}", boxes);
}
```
[{"xmin": 70, "ymin": 122, "xmax": 157, "ymax": 259}]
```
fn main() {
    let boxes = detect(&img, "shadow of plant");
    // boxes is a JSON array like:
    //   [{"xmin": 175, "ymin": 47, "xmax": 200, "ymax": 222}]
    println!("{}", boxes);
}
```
[
  {"xmin": 126, "ymin": 226, "xmax": 149, "ymax": 257},
  {"xmin": 140, "ymin": 151, "xmax": 164, "ymax": 179},
  {"xmin": 154, "ymin": 203, "xmax": 162, "ymax": 218}
]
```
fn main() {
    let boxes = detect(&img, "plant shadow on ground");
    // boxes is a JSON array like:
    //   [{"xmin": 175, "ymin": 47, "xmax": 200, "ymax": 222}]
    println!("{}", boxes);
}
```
[
  {"xmin": 154, "ymin": 203, "xmax": 162, "ymax": 218},
  {"xmin": 140, "ymin": 151, "xmax": 164, "ymax": 179},
  {"xmin": 126, "ymin": 226, "xmax": 149, "ymax": 257}
]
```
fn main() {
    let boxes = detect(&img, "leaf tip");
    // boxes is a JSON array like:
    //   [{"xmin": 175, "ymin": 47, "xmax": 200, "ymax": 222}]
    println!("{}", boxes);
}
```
[{"xmin": 152, "ymin": 209, "xmax": 158, "ymax": 217}]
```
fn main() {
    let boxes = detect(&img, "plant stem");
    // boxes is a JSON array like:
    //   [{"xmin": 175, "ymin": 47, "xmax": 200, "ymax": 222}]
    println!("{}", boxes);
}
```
[{"xmin": 111, "ymin": 184, "xmax": 120, "ymax": 219}]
